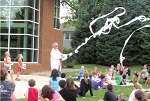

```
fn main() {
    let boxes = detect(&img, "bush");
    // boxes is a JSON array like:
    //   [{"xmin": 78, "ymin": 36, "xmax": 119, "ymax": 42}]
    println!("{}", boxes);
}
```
[
  {"xmin": 62, "ymin": 48, "xmax": 77, "ymax": 68},
  {"xmin": 66, "ymin": 63, "xmax": 74, "ymax": 68}
]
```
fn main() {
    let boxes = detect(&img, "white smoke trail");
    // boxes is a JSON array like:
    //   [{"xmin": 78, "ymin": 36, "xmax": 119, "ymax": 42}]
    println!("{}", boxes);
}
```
[{"xmin": 62, "ymin": 7, "xmax": 150, "ymax": 64}]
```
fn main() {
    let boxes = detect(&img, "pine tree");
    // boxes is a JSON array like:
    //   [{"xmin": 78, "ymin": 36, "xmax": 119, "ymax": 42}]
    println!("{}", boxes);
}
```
[
  {"xmin": 71, "ymin": 0, "xmax": 103, "ymax": 63},
  {"xmin": 71, "ymin": 0, "xmax": 150, "ymax": 65}
]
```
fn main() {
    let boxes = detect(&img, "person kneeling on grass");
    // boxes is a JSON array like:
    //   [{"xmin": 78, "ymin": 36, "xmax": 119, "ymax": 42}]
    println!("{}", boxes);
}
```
[{"xmin": 79, "ymin": 72, "xmax": 93, "ymax": 98}]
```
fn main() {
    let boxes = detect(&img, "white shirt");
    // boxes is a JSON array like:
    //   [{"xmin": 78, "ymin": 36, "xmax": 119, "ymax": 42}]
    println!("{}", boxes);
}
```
[
  {"xmin": 128, "ymin": 89, "xmax": 139, "ymax": 101},
  {"xmin": 50, "ymin": 48, "xmax": 62, "ymax": 71},
  {"xmin": 91, "ymin": 76, "xmax": 100, "ymax": 82}
]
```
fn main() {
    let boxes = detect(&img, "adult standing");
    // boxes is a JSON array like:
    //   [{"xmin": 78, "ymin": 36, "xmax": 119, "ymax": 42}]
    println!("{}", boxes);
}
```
[{"xmin": 50, "ymin": 42, "xmax": 62, "ymax": 74}]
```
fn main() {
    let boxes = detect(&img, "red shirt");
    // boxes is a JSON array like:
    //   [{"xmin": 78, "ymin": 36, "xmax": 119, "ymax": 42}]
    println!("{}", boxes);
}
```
[
  {"xmin": 28, "ymin": 88, "xmax": 38, "ymax": 101},
  {"xmin": 17, "ymin": 59, "xmax": 22, "ymax": 68}
]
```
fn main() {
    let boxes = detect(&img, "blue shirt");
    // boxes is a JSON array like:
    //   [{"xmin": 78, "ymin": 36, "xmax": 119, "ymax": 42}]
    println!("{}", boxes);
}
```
[
  {"xmin": 49, "ymin": 77, "xmax": 60, "ymax": 91},
  {"xmin": 79, "ymin": 70, "xmax": 84, "ymax": 78}
]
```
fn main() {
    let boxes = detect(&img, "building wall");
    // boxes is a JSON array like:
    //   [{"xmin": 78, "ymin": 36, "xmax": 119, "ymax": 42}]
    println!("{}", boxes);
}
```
[
  {"xmin": 60, "ymin": 26, "xmax": 75, "ymax": 49},
  {"xmin": 0, "ymin": 0, "xmax": 63, "ymax": 74}
]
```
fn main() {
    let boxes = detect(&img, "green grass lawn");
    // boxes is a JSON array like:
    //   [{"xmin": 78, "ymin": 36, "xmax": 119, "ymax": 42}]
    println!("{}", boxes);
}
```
[{"xmin": 17, "ymin": 64, "xmax": 149, "ymax": 101}]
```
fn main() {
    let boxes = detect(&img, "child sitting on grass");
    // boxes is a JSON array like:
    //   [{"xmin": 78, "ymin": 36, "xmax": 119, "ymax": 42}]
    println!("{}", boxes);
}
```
[
  {"xmin": 25, "ymin": 79, "xmax": 38, "ymax": 101},
  {"xmin": 79, "ymin": 72, "xmax": 93, "ymax": 98},
  {"xmin": 59, "ymin": 80, "xmax": 66, "ymax": 90},
  {"xmin": 145, "ymin": 73, "xmax": 150, "ymax": 86},
  {"xmin": 74, "ymin": 66, "xmax": 85, "ymax": 80},
  {"xmin": 61, "ymin": 73, "xmax": 66, "ymax": 81},
  {"xmin": 98, "ymin": 84, "xmax": 117, "ymax": 101},
  {"xmin": 91, "ymin": 70, "xmax": 104, "ymax": 90}
]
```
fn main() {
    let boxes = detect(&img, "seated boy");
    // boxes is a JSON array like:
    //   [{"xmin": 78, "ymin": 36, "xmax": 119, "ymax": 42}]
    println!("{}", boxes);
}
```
[
  {"xmin": 98, "ymin": 84, "xmax": 117, "ymax": 101},
  {"xmin": 61, "ymin": 73, "xmax": 66, "ymax": 80}
]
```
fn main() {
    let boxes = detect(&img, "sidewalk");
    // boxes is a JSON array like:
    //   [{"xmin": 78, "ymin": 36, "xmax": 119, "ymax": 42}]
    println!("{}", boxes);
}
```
[
  {"xmin": 8, "ymin": 69, "xmax": 80, "ymax": 99},
  {"xmin": 8, "ymin": 74, "xmax": 49, "ymax": 99}
]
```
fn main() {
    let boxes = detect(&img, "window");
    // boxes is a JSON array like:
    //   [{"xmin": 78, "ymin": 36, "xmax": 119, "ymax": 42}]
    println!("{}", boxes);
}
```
[
  {"xmin": 54, "ymin": 0, "xmax": 60, "ymax": 29},
  {"xmin": 0, "ymin": 0, "xmax": 40, "ymax": 62},
  {"xmin": 64, "ymin": 32, "xmax": 72, "ymax": 40}
]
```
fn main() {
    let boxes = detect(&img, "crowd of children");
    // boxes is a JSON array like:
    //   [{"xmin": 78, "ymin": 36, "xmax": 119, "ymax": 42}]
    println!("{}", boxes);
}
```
[{"xmin": 1, "ymin": 51, "xmax": 150, "ymax": 101}]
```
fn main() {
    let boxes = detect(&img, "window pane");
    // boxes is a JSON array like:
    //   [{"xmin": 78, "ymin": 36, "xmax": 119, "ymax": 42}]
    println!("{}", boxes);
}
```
[
  {"xmin": 56, "ymin": 8, "xmax": 60, "ymax": 18},
  {"xmin": 70, "ymin": 35, "xmax": 72, "ymax": 39},
  {"xmin": 54, "ymin": 7, "xmax": 57, "ymax": 17},
  {"xmin": 10, "ymin": 27, "xmax": 24, "ymax": 33},
  {"xmin": 0, "ymin": 35, "xmax": 8, "ymax": 47},
  {"xmin": 0, "ymin": 26, "xmax": 9, "ymax": 33},
  {"xmin": 9, "ymin": 35, "xmax": 33, "ymax": 48},
  {"xmin": 34, "ymin": 37, "xmax": 38, "ymax": 49},
  {"xmin": 0, "ymin": 0, "xmax": 10, "ymax": 6},
  {"xmin": 35, "ymin": 10, "xmax": 39, "ymax": 22},
  {"xmin": 34, "ymin": 24, "xmax": 39, "ymax": 35},
  {"xmin": 28, "ymin": 0, "xmax": 34, "ymax": 7},
  {"xmin": 28, "ymin": 8, "xmax": 34, "ymax": 21},
  {"xmin": 10, "ymin": 7, "xmax": 25, "ymax": 20},
  {"xmin": 0, "ymin": 49, "xmax": 8, "ymax": 61},
  {"xmin": 54, "ymin": 0, "xmax": 60, "ymax": 29},
  {"xmin": 0, "ymin": 7, "xmax": 9, "ymax": 20},
  {"xmin": 54, "ymin": 0, "xmax": 57, "ymax": 6},
  {"xmin": 9, "ymin": 49, "xmax": 33, "ymax": 62},
  {"xmin": 35, "ymin": 0, "xmax": 40, "ymax": 10},
  {"xmin": 56, "ymin": 19, "xmax": 60, "ymax": 29},
  {"xmin": 65, "ymin": 33, "xmax": 69, "ymax": 39},
  {"xmin": 34, "ymin": 50, "xmax": 38, "ymax": 62},
  {"xmin": 11, "ymin": 0, "xmax": 26, "ymax": 6},
  {"xmin": 26, "ymin": 50, "xmax": 33, "ymax": 62},
  {"xmin": 28, "ymin": 22, "xmax": 34, "ymax": 34},
  {"xmin": 55, "ymin": 0, "xmax": 60, "ymax": 7},
  {"xmin": 9, "ymin": 49, "xmax": 18, "ymax": 61}
]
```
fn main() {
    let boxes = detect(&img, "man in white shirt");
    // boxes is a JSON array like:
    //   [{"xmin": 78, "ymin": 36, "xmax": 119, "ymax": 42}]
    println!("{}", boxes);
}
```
[{"xmin": 50, "ymin": 42, "xmax": 62, "ymax": 74}]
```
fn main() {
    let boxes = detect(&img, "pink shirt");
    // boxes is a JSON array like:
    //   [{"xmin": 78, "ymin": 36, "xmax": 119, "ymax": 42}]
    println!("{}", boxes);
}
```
[{"xmin": 50, "ymin": 91, "xmax": 62, "ymax": 101}]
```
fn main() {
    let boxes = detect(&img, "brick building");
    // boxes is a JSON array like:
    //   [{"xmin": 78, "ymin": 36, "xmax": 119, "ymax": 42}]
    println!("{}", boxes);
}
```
[{"xmin": 0, "ymin": 0, "xmax": 63, "ymax": 74}]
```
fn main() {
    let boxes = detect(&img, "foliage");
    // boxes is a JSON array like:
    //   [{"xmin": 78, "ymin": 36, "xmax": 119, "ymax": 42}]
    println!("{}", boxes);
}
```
[
  {"xmin": 66, "ymin": 62, "xmax": 74, "ymax": 68},
  {"xmin": 71, "ymin": 0, "xmax": 103, "ymax": 64},
  {"xmin": 61, "ymin": 0, "xmax": 80, "ymax": 27},
  {"xmin": 62, "ymin": 48, "xmax": 77, "ymax": 68},
  {"xmin": 71, "ymin": 0, "xmax": 150, "ymax": 66}
]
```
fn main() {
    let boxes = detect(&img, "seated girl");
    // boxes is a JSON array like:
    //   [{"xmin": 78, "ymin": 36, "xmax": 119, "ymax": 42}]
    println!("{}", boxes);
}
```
[
  {"xmin": 39, "ymin": 85, "xmax": 64, "ymax": 101},
  {"xmin": 105, "ymin": 68, "xmax": 122, "ymax": 85},
  {"xmin": 91, "ymin": 70, "xmax": 104, "ymax": 90}
]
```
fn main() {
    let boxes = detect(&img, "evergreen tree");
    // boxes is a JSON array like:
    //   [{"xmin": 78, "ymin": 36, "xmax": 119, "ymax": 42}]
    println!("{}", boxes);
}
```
[
  {"xmin": 71, "ymin": 0, "xmax": 103, "ymax": 63},
  {"xmin": 96, "ymin": 0, "xmax": 150, "ymax": 65},
  {"xmin": 71, "ymin": 0, "xmax": 150, "ymax": 65}
]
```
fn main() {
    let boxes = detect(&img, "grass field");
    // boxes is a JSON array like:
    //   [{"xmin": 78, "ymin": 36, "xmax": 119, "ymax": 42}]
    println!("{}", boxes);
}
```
[{"xmin": 17, "ymin": 64, "xmax": 149, "ymax": 101}]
